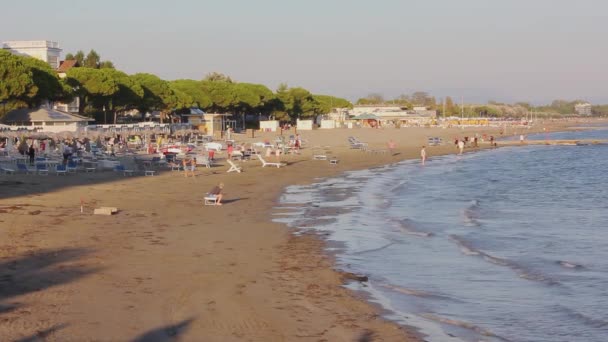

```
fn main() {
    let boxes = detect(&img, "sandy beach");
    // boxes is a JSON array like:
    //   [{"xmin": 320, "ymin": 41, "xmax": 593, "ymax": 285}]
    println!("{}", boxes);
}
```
[{"xmin": 0, "ymin": 122, "xmax": 581, "ymax": 341}]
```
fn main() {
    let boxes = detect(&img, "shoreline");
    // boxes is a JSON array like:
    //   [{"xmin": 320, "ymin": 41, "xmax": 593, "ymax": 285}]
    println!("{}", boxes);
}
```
[{"xmin": 0, "ymin": 120, "xmax": 598, "ymax": 341}]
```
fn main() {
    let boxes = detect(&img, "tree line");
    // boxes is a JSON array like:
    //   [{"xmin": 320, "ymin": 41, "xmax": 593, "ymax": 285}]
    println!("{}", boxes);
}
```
[
  {"xmin": 0, "ymin": 50, "xmax": 352, "ymax": 124},
  {"xmin": 356, "ymin": 92, "xmax": 608, "ymax": 117}
]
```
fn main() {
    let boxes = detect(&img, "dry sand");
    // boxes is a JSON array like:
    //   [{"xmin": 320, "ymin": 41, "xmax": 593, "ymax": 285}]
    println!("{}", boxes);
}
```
[{"xmin": 0, "ymin": 121, "xmax": 581, "ymax": 341}]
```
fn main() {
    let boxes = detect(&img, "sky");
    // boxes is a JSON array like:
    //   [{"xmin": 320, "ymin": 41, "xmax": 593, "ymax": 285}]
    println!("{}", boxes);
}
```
[{"xmin": 2, "ymin": 0, "xmax": 607, "ymax": 104}]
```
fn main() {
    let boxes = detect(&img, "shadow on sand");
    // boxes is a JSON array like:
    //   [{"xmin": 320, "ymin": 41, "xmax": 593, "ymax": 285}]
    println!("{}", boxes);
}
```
[
  {"xmin": 0, "ymin": 247, "xmax": 100, "ymax": 336},
  {"xmin": 131, "ymin": 318, "xmax": 195, "ymax": 342}
]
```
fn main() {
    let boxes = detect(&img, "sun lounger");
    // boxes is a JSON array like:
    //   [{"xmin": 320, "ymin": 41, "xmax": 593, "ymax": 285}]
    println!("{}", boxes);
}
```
[
  {"xmin": 16, "ymin": 163, "xmax": 34, "ymax": 174},
  {"xmin": 348, "ymin": 137, "xmax": 368, "ymax": 149},
  {"xmin": 1, "ymin": 165, "xmax": 15, "ymax": 174},
  {"xmin": 256, "ymin": 154, "xmax": 286, "ymax": 168},
  {"xmin": 55, "ymin": 164, "xmax": 68, "ymax": 175},
  {"xmin": 67, "ymin": 160, "xmax": 79, "ymax": 173},
  {"xmin": 204, "ymin": 194, "xmax": 219, "ymax": 205},
  {"xmin": 227, "ymin": 159, "xmax": 242, "ymax": 173},
  {"xmin": 195, "ymin": 155, "xmax": 212, "ymax": 168},
  {"xmin": 36, "ymin": 163, "xmax": 49, "ymax": 176},
  {"xmin": 114, "ymin": 165, "xmax": 134, "ymax": 176}
]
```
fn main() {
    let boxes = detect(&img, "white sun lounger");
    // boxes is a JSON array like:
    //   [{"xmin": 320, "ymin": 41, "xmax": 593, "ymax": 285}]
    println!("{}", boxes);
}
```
[
  {"xmin": 227, "ymin": 159, "xmax": 242, "ymax": 173},
  {"xmin": 256, "ymin": 154, "xmax": 286, "ymax": 168}
]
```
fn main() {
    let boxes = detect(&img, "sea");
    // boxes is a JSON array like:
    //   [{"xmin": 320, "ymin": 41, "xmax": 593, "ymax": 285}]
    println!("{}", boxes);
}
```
[{"xmin": 273, "ymin": 127, "xmax": 608, "ymax": 342}]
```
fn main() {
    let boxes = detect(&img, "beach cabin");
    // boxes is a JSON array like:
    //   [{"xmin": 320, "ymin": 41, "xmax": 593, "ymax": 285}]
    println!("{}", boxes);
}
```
[
  {"xmin": 296, "ymin": 119, "xmax": 314, "ymax": 130},
  {"xmin": 183, "ymin": 110, "xmax": 230, "ymax": 136},
  {"xmin": 259, "ymin": 120, "xmax": 279, "ymax": 132},
  {"xmin": 1, "ymin": 107, "xmax": 93, "ymax": 133}
]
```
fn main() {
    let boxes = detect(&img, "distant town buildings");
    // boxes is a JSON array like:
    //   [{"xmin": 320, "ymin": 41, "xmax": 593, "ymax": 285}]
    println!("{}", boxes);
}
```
[
  {"xmin": 2, "ymin": 40, "xmax": 62, "ymax": 69},
  {"xmin": 574, "ymin": 103, "xmax": 592, "ymax": 116}
]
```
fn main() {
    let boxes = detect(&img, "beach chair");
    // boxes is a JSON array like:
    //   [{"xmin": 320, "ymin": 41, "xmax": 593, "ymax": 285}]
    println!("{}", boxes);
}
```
[
  {"xmin": 66, "ymin": 160, "xmax": 79, "ymax": 173},
  {"xmin": 55, "ymin": 164, "xmax": 68, "ymax": 176},
  {"xmin": 348, "ymin": 137, "xmax": 368, "ymax": 149},
  {"xmin": 227, "ymin": 159, "xmax": 242, "ymax": 173},
  {"xmin": 204, "ymin": 194, "xmax": 218, "ymax": 206},
  {"xmin": 36, "ymin": 163, "xmax": 49, "ymax": 176},
  {"xmin": 256, "ymin": 154, "xmax": 286, "ymax": 168},
  {"xmin": 1, "ymin": 164, "xmax": 16, "ymax": 174},
  {"xmin": 312, "ymin": 147, "xmax": 328, "ymax": 160},
  {"xmin": 114, "ymin": 164, "xmax": 134, "ymax": 176},
  {"xmin": 17, "ymin": 163, "xmax": 34, "ymax": 174},
  {"xmin": 195, "ymin": 156, "xmax": 212, "ymax": 168},
  {"xmin": 169, "ymin": 162, "xmax": 182, "ymax": 171}
]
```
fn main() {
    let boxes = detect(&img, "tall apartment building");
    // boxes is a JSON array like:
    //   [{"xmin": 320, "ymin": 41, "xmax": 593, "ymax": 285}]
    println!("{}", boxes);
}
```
[{"xmin": 2, "ymin": 40, "xmax": 62, "ymax": 69}]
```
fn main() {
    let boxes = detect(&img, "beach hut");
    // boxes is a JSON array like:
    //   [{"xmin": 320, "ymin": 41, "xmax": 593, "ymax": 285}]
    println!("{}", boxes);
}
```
[{"xmin": 351, "ymin": 113, "xmax": 381, "ymax": 128}]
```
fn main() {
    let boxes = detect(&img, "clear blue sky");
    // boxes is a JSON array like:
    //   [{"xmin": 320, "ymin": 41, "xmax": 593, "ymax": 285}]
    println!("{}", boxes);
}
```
[{"xmin": 2, "ymin": 0, "xmax": 607, "ymax": 104}]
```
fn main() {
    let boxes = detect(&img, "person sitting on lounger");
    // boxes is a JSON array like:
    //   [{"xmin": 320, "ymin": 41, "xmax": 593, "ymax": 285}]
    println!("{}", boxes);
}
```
[{"xmin": 208, "ymin": 182, "xmax": 224, "ymax": 205}]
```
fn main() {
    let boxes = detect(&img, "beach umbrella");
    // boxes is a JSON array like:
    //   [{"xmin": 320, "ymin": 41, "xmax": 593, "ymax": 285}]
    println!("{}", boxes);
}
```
[{"xmin": 351, "ymin": 113, "xmax": 381, "ymax": 120}]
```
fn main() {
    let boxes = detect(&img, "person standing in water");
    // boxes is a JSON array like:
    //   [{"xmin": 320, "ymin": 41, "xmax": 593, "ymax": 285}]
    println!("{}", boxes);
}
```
[
  {"xmin": 458, "ymin": 140, "xmax": 465, "ymax": 155},
  {"xmin": 420, "ymin": 146, "xmax": 426, "ymax": 165}
]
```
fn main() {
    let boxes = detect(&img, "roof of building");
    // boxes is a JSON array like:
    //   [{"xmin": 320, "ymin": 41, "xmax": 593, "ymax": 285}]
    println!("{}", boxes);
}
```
[
  {"xmin": 1, "ymin": 107, "xmax": 93, "ymax": 123},
  {"xmin": 57, "ymin": 59, "xmax": 79, "ymax": 73}
]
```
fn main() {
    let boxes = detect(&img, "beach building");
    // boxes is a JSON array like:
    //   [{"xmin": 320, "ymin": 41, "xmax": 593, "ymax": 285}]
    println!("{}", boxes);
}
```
[
  {"xmin": 182, "ymin": 110, "xmax": 230, "ymax": 137},
  {"xmin": 575, "ymin": 103, "xmax": 592, "ymax": 116},
  {"xmin": 350, "ymin": 105, "xmax": 437, "ymax": 127},
  {"xmin": 54, "ymin": 60, "xmax": 81, "ymax": 113},
  {"xmin": 1, "ymin": 107, "xmax": 93, "ymax": 133},
  {"xmin": 2, "ymin": 40, "xmax": 62, "ymax": 69}
]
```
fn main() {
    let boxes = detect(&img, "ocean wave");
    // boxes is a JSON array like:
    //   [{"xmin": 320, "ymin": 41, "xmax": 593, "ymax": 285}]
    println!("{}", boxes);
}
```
[
  {"xmin": 462, "ymin": 199, "xmax": 482, "ymax": 227},
  {"xmin": 557, "ymin": 260, "xmax": 585, "ymax": 269},
  {"xmin": 449, "ymin": 235, "xmax": 560, "ymax": 285},
  {"xmin": 558, "ymin": 305, "xmax": 608, "ymax": 328},
  {"xmin": 378, "ymin": 283, "xmax": 454, "ymax": 301},
  {"xmin": 390, "ymin": 218, "xmax": 434, "ymax": 237},
  {"xmin": 421, "ymin": 313, "xmax": 511, "ymax": 341},
  {"xmin": 351, "ymin": 242, "xmax": 395, "ymax": 255}
]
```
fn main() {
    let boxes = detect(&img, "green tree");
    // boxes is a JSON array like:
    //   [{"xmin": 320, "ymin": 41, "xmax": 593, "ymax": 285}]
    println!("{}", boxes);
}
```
[
  {"xmin": 411, "ymin": 91, "xmax": 430, "ymax": 106},
  {"xmin": 20, "ymin": 56, "xmax": 72, "ymax": 106},
  {"xmin": 0, "ymin": 50, "xmax": 38, "ymax": 108},
  {"xmin": 445, "ymin": 96, "xmax": 455, "ymax": 116},
  {"xmin": 74, "ymin": 51, "xmax": 85, "ymax": 65},
  {"xmin": 66, "ymin": 67, "xmax": 119, "ymax": 116},
  {"xmin": 99, "ymin": 61, "xmax": 115, "ymax": 69},
  {"xmin": 356, "ymin": 93, "xmax": 384, "ymax": 105},
  {"xmin": 204, "ymin": 72, "xmax": 233, "ymax": 83},
  {"xmin": 84, "ymin": 50, "xmax": 101, "ymax": 68},
  {"xmin": 170, "ymin": 79, "xmax": 213, "ymax": 110},
  {"xmin": 313, "ymin": 95, "xmax": 352, "ymax": 114},
  {"xmin": 65, "ymin": 53, "xmax": 75, "ymax": 61},
  {"xmin": 95, "ymin": 69, "xmax": 144, "ymax": 123},
  {"xmin": 132, "ymin": 73, "xmax": 179, "ymax": 123}
]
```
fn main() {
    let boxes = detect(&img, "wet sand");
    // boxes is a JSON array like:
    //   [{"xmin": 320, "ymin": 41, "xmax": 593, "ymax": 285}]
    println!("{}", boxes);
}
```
[{"xmin": 0, "ymin": 121, "xmax": 582, "ymax": 341}]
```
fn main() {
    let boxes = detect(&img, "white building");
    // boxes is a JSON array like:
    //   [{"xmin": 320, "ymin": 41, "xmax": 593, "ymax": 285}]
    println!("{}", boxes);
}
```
[
  {"xmin": 1, "ymin": 107, "xmax": 92, "ymax": 133},
  {"xmin": 2, "ymin": 40, "xmax": 62, "ymax": 69},
  {"xmin": 574, "ymin": 103, "xmax": 592, "ymax": 116}
]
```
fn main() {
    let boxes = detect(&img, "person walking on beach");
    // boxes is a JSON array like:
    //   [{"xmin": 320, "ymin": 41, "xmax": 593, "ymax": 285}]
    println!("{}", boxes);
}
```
[
  {"xmin": 457, "ymin": 140, "xmax": 465, "ymax": 155},
  {"xmin": 388, "ymin": 139, "xmax": 397, "ymax": 155},
  {"xmin": 520, "ymin": 134, "xmax": 525, "ymax": 144},
  {"xmin": 208, "ymin": 182, "xmax": 224, "ymax": 206},
  {"xmin": 28, "ymin": 144, "xmax": 35, "ymax": 165},
  {"xmin": 420, "ymin": 146, "xmax": 426, "ymax": 165}
]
